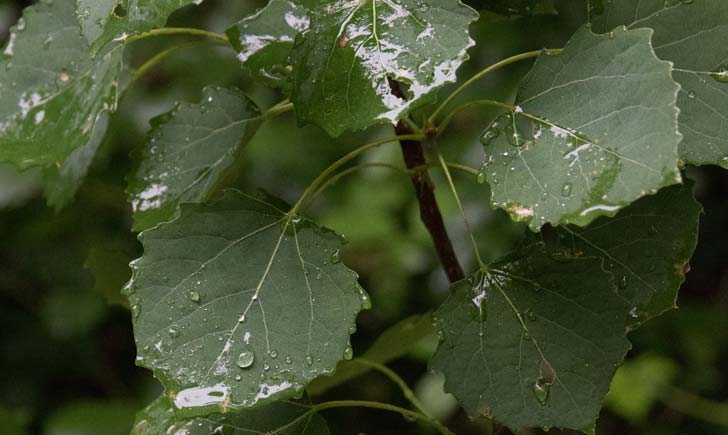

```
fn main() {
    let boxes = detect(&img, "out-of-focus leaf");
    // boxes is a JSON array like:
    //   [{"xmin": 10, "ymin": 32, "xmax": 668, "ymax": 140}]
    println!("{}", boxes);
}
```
[
  {"xmin": 589, "ymin": 0, "xmax": 728, "ymax": 168},
  {"xmin": 0, "ymin": 164, "xmax": 40, "ymax": 209},
  {"xmin": 43, "ymin": 400, "xmax": 137, "ymax": 435},
  {"xmin": 0, "ymin": 0, "xmax": 123, "ymax": 170},
  {"xmin": 39, "ymin": 289, "xmax": 107, "ymax": 340},
  {"xmin": 0, "ymin": 407, "xmax": 29, "ymax": 435},
  {"xmin": 226, "ymin": 0, "xmax": 310, "ymax": 88},
  {"xmin": 307, "ymin": 312, "xmax": 434, "ymax": 395},
  {"xmin": 131, "ymin": 396, "xmax": 329, "ymax": 435},
  {"xmin": 483, "ymin": 26, "xmax": 681, "ymax": 230},
  {"xmin": 127, "ymin": 86, "xmax": 261, "ymax": 231},
  {"xmin": 125, "ymin": 190, "xmax": 368, "ymax": 416},
  {"xmin": 85, "ymin": 246, "xmax": 134, "ymax": 307},
  {"xmin": 291, "ymin": 0, "xmax": 478, "ymax": 136},
  {"xmin": 605, "ymin": 353, "xmax": 677, "ymax": 423}
]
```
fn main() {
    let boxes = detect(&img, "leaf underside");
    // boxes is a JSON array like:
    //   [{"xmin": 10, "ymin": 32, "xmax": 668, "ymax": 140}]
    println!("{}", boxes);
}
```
[
  {"xmin": 126, "ymin": 190, "xmax": 367, "ymax": 417},
  {"xmin": 429, "ymin": 183, "xmax": 700, "ymax": 432},
  {"xmin": 127, "ymin": 86, "xmax": 261, "ymax": 231},
  {"xmin": 589, "ymin": 0, "xmax": 728, "ymax": 168},
  {"xmin": 290, "ymin": 0, "xmax": 479, "ymax": 136},
  {"xmin": 483, "ymin": 26, "xmax": 682, "ymax": 230},
  {"xmin": 132, "ymin": 396, "xmax": 329, "ymax": 435}
]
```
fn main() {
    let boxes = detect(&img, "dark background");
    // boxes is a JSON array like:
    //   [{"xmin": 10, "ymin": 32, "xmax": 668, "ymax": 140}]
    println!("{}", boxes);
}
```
[{"xmin": 1, "ymin": 1, "xmax": 727, "ymax": 434}]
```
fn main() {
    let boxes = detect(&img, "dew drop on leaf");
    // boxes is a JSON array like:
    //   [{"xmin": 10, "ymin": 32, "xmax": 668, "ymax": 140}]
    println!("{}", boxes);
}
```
[
  {"xmin": 188, "ymin": 291, "xmax": 201, "ymax": 302},
  {"xmin": 560, "ymin": 183, "xmax": 573, "ymax": 197},
  {"xmin": 168, "ymin": 326, "xmax": 179, "ymax": 338},
  {"xmin": 330, "ymin": 249, "xmax": 341, "ymax": 264},
  {"xmin": 688, "ymin": 90, "xmax": 696, "ymax": 99},
  {"xmin": 131, "ymin": 304, "xmax": 141, "ymax": 319},
  {"xmin": 618, "ymin": 275, "xmax": 629, "ymax": 289},
  {"xmin": 236, "ymin": 349, "xmax": 255, "ymax": 369},
  {"xmin": 532, "ymin": 382, "xmax": 550, "ymax": 405},
  {"xmin": 480, "ymin": 128, "xmax": 500, "ymax": 147},
  {"xmin": 711, "ymin": 65, "xmax": 728, "ymax": 83},
  {"xmin": 343, "ymin": 345, "xmax": 353, "ymax": 360}
]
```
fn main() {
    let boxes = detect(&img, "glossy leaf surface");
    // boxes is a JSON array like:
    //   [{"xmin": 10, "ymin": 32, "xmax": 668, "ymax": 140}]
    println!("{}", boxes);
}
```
[
  {"xmin": 483, "ymin": 26, "xmax": 681, "ymax": 230},
  {"xmin": 126, "ymin": 190, "xmax": 367, "ymax": 416},
  {"xmin": 590, "ymin": 0, "xmax": 728, "ymax": 167},
  {"xmin": 127, "ymin": 87, "xmax": 261, "ymax": 231},
  {"xmin": 132, "ymin": 396, "xmax": 329, "ymax": 435},
  {"xmin": 291, "ymin": 0, "xmax": 478, "ymax": 136},
  {"xmin": 226, "ymin": 0, "xmax": 310, "ymax": 88}
]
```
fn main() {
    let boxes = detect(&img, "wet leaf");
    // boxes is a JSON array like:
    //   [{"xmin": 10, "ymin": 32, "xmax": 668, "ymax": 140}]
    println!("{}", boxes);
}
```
[
  {"xmin": 290, "ymin": 0, "xmax": 478, "ymax": 137},
  {"xmin": 483, "ymin": 26, "xmax": 681, "ymax": 230},
  {"xmin": 127, "ymin": 87, "xmax": 261, "ymax": 231},
  {"xmin": 430, "ymin": 251, "xmax": 630, "ymax": 432},
  {"xmin": 429, "ymin": 184, "xmax": 700, "ymax": 432},
  {"xmin": 82, "ymin": 0, "xmax": 209, "ymax": 52},
  {"xmin": 547, "ymin": 183, "xmax": 701, "ymax": 327},
  {"xmin": 226, "ymin": 0, "xmax": 310, "ymax": 88},
  {"xmin": 589, "ymin": 0, "xmax": 728, "ymax": 168},
  {"xmin": 0, "ymin": 0, "xmax": 124, "ymax": 171},
  {"xmin": 126, "ymin": 190, "xmax": 367, "ymax": 417},
  {"xmin": 132, "ymin": 396, "xmax": 328, "ymax": 435}
]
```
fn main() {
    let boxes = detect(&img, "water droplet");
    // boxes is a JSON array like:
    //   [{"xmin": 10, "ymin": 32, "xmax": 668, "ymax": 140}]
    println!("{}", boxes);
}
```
[
  {"xmin": 188, "ymin": 291, "xmax": 200, "ymax": 302},
  {"xmin": 168, "ymin": 326, "xmax": 179, "ymax": 338},
  {"xmin": 330, "ymin": 249, "xmax": 341, "ymax": 264},
  {"xmin": 647, "ymin": 226, "xmax": 658, "ymax": 236},
  {"xmin": 608, "ymin": 31, "xmax": 615, "ymax": 39},
  {"xmin": 235, "ymin": 374, "xmax": 242, "ymax": 381},
  {"xmin": 419, "ymin": 3, "xmax": 430, "ymax": 12},
  {"xmin": 711, "ymin": 65, "xmax": 728, "ymax": 83},
  {"xmin": 681, "ymin": 0, "xmax": 694, "ymax": 4},
  {"xmin": 476, "ymin": 169, "xmax": 487, "ymax": 184},
  {"xmin": 285, "ymin": 355, "xmax": 292, "ymax": 364},
  {"xmin": 16, "ymin": 18, "xmax": 26, "ymax": 31},
  {"xmin": 131, "ymin": 304, "xmax": 141, "ymax": 319},
  {"xmin": 480, "ymin": 128, "xmax": 500, "ymax": 147},
  {"xmin": 527, "ymin": 310, "xmax": 537, "ymax": 322},
  {"xmin": 617, "ymin": 275, "xmax": 629, "ymax": 289},
  {"xmin": 688, "ymin": 90, "xmax": 696, "ymax": 99},
  {"xmin": 305, "ymin": 355, "xmax": 313, "ymax": 366},
  {"xmin": 236, "ymin": 349, "xmax": 254, "ymax": 369},
  {"xmin": 560, "ymin": 183, "xmax": 573, "ymax": 197},
  {"xmin": 532, "ymin": 382, "xmax": 550, "ymax": 405},
  {"xmin": 263, "ymin": 363, "xmax": 270, "ymax": 371},
  {"xmin": 719, "ymin": 156, "xmax": 728, "ymax": 170},
  {"xmin": 269, "ymin": 350, "xmax": 278, "ymax": 359},
  {"xmin": 343, "ymin": 345, "xmax": 353, "ymax": 360}
]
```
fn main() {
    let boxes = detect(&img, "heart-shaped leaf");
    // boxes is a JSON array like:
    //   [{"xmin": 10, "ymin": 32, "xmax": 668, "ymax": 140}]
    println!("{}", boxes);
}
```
[
  {"xmin": 482, "ymin": 26, "xmax": 682, "ymax": 230},
  {"xmin": 589, "ymin": 0, "xmax": 728, "ymax": 168},
  {"xmin": 125, "ymin": 190, "xmax": 368, "ymax": 416}
]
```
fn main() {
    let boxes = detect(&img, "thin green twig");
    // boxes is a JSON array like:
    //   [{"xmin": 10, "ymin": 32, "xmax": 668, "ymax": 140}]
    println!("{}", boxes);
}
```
[
  {"xmin": 125, "ymin": 27, "xmax": 230, "ymax": 45},
  {"xmin": 436, "ymin": 150, "xmax": 485, "ymax": 268},
  {"xmin": 428, "ymin": 49, "xmax": 561, "ymax": 126},
  {"xmin": 312, "ymin": 400, "xmax": 454, "ymax": 435}
]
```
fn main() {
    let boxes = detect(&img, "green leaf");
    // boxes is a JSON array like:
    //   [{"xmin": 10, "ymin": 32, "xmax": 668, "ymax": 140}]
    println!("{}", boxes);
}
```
[
  {"xmin": 605, "ymin": 353, "xmax": 677, "ymax": 423},
  {"xmin": 467, "ymin": 0, "xmax": 550, "ymax": 16},
  {"xmin": 544, "ymin": 183, "xmax": 701, "ymax": 327},
  {"xmin": 0, "ymin": 407, "xmax": 29, "ymax": 435},
  {"xmin": 0, "ymin": 0, "xmax": 124, "ymax": 170},
  {"xmin": 226, "ymin": 0, "xmax": 310, "ymax": 88},
  {"xmin": 482, "ymin": 26, "xmax": 682, "ymax": 230},
  {"xmin": 44, "ymin": 400, "xmax": 137, "ymax": 435},
  {"xmin": 132, "ymin": 396, "xmax": 329, "ymax": 435},
  {"xmin": 290, "ymin": 0, "xmax": 478, "ymax": 137},
  {"xmin": 589, "ymin": 0, "xmax": 728, "ymax": 168},
  {"xmin": 125, "ymin": 190, "xmax": 368, "ymax": 416},
  {"xmin": 42, "ymin": 112, "xmax": 110, "ymax": 210},
  {"xmin": 430, "ymin": 250, "xmax": 630, "ymax": 432},
  {"xmin": 307, "ymin": 312, "xmax": 434, "ymax": 395},
  {"xmin": 428, "ymin": 184, "xmax": 700, "ymax": 432},
  {"xmin": 127, "ymin": 87, "xmax": 261, "ymax": 231},
  {"xmin": 84, "ymin": 0, "xmax": 208, "ymax": 52}
]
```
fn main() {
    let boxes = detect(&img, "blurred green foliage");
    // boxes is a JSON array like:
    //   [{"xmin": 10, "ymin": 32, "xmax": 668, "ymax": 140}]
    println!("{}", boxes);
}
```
[{"xmin": 0, "ymin": 1, "xmax": 727, "ymax": 434}]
